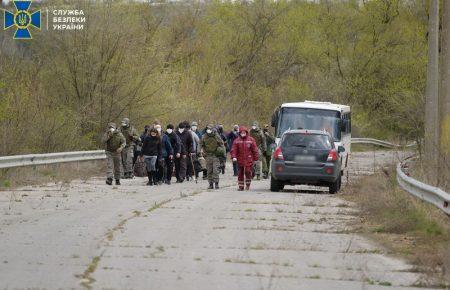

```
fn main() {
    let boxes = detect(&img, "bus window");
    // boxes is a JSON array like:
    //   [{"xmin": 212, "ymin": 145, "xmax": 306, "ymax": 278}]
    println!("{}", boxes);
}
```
[{"xmin": 277, "ymin": 108, "xmax": 341, "ymax": 141}]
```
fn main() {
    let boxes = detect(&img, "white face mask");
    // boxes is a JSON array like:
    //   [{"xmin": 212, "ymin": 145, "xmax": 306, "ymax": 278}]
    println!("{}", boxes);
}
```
[
  {"xmin": 240, "ymin": 133, "xmax": 247, "ymax": 138},
  {"xmin": 178, "ymin": 128, "xmax": 185, "ymax": 133},
  {"xmin": 110, "ymin": 128, "xmax": 115, "ymax": 132},
  {"xmin": 155, "ymin": 126, "xmax": 161, "ymax": 133},
  {"xmin": 252, "ymin": 126, "xmax": 257, "ymax": 130},
  {"xmin": 192, "ymin": 126, "xmax": 197, "ymax": 131},
  {"xmin": 206, "ymin": 129, "xmax": 212, "ymax": 134},
  {"xmin": 167, "ymin": 129, "xmax": 173, "ymax": 134}
]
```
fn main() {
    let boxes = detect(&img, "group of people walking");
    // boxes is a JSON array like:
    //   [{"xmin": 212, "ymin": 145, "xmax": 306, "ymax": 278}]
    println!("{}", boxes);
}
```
[{"xmin": 101, "ymin": 118, "xmax": 276, "ymax": 191}]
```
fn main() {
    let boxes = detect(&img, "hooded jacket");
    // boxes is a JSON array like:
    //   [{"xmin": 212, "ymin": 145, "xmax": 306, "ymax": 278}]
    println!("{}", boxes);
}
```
[{"xmin": 231, "ymin": 126, "xmax": 259, "ymax": 167}]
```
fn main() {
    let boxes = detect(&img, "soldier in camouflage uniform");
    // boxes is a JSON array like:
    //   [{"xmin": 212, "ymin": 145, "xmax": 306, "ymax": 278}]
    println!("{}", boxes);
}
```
[
  {"xmin": 201, "ymin": 124, "xmax": 225, "ymax": 189},
  {"xmin": 263, "ymin": 124, "xmax": 275, "ymax": 179},
  {"xmin": 249, "ymin": 121, "xmax": 267, "ymax": 180},
  {"xmin": 102, "ymin": 123, "xmax": 126, "ymax": 185},
  {"xmin": 119, "ymin": 118, "xmax": 140, "ymax": 179}
]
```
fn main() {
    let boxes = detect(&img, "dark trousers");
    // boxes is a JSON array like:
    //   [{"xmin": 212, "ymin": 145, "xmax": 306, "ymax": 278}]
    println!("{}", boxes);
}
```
[
  {"xmin": 186, "ymin": 155, "xmax": 193, "ymax": 178},
  {"xmin": 175, "ymin": 156, "xmax": 187, "ymax": 181},
  {"xmin": 238, "ymin": 165, "xmax": 253, "ymax": 189},
  {"xmin": 165, "ymin": 157, "xmax": 174, "ymax": 182},
  {"xmin": 156, "ymin": 158, "xmax": 165, "ymax": 182}
]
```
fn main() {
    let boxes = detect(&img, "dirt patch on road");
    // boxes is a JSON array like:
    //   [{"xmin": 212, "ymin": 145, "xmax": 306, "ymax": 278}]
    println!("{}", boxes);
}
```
[
  {"xmin": 0, "ymin": 161, "xmax": 104, "ymax": 189},
  {"xmin": 342, "ymin": 168, "xmax": 450, "ymax": 288}
]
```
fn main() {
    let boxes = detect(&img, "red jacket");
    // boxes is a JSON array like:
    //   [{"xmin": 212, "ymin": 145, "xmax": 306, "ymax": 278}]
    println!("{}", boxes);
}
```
[{"xmin": 231, "ymin": 126, "xmax": 259, "ymax": 167}]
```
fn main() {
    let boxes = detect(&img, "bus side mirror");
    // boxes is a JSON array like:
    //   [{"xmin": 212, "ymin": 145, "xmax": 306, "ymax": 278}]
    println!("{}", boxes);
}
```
[{"xmin": 338, "ymin": 146, "xmax": 345, "ymax": 153}]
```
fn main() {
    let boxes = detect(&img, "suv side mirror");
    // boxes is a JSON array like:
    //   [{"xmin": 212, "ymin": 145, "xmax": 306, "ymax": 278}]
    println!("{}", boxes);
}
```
[{"xmin": 338, "ymin": 145, "xmax": 345, "ymax": 153}]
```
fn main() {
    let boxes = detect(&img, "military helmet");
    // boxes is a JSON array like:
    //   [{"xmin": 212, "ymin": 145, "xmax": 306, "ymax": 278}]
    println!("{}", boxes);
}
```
[
  {"xmin": 191, "ymin": 121, "xmax": 198, "ymax": 127},
  {"xmin": 252, "ymin": 121, "xmax": 259, "ymax": 127},
  {"xmin": 108, "ymin": 122, "xmax": 117, "ymax": 130}
]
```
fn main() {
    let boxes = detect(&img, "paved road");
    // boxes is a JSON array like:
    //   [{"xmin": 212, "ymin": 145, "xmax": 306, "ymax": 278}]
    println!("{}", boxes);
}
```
[{"xmin": 0, "ymin": 151, "xmax": 428, "ymax": 289}]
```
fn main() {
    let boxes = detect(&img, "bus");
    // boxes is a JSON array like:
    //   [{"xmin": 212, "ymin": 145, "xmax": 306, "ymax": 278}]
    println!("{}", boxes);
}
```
[{"xmin": 271, "ymin": 101, "xmax": 351, "ymax": 173}]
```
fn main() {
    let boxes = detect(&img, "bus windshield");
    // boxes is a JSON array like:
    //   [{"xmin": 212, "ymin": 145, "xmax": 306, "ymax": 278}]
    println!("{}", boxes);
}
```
[{"xmin": 277, "ymin": 108, "xmax": 341, "ymax": 140}]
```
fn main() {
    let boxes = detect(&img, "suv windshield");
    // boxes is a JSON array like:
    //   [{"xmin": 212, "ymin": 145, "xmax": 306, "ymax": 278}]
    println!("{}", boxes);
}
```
[{"xmin": 282, "ymin": 134, "xmax": 332, "ymax": 150}]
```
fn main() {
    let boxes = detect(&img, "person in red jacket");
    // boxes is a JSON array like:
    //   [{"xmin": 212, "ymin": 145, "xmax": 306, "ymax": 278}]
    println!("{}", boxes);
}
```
[{"xmin": 231, "ymin": 126, "xmax": 259, "ymax": 191}]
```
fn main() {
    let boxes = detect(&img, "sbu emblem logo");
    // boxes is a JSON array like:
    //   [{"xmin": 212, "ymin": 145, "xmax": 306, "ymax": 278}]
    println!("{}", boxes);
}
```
[{"xmin": 4, "ymin": 0, "xmax": 41, "ymax": 39}]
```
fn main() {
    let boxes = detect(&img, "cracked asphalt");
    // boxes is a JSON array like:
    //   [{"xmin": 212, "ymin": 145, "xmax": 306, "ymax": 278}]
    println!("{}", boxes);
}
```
[{"xmin": 0, "ymin": 150, "xmax": 430, "ymax": 290}]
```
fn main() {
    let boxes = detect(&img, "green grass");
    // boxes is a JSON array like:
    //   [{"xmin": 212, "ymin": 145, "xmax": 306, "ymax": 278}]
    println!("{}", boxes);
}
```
[{"xmin": 378, "ymin": 281, "xmax": 392, "ymax": 286}]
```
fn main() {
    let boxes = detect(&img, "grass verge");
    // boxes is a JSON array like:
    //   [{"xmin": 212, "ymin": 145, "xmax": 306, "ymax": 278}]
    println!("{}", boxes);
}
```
[{"xmin": 342, "ymin": 168, "xmax": 450, "ymax": 288}]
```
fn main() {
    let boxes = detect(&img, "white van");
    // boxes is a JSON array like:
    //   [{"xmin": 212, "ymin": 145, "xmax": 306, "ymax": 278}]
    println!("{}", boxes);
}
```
[{"xmin": 271, "ymin": 101, "xmax": 351, "ymax": 174}]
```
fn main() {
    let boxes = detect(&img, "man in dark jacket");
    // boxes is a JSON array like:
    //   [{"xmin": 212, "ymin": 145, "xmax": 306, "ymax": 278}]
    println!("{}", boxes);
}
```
[
  {"xmin": 154, "ymin": 123, "xmax": 173, "ymax": 184},
  {"xmin": 140, "ymin": 128, "xmax": 162, "ymax": 186},
  {"xmin": 176, "ymin": 122, "xmax": 194, "ymax": 182},
  {"xmin": 165, "ymin": 124, "xmax": 181, "ymax": 184},
  {"xmin": 134, "ymin": 125, "xmax": 149, "ymax": 166},
  {"xmin": 227, "ymin": 125, "xmax": 239, "ymax": 176}
]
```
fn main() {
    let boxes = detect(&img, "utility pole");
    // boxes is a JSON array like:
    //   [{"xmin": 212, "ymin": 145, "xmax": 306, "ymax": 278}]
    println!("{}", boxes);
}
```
[
  {"xmin": 424, "ymin": 0, "xmax": 440, "ymax": 184},
  {"xmin": 440, "ymin": 0, "xmax": 450, "ymax": 184}
]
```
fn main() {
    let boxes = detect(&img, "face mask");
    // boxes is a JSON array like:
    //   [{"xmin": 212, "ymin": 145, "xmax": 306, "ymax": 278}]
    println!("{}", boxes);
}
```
[
  {"xmin": 155, "ymin": 127, "xmax": 161, "ymax": 133},
  {"xmin": 206, "ymin": 129, "xmax": 212, "ymax": 134},
  {"xmin": 178, "ymin": 128, "xmax": 185, "ymax": 133},
  {"xmin": 192, "ymin": 126, "xmax": 197, "ymax": 131},
  {"xmin": 240, "ymin": 133, "xmax": 247, "ymax": 138},
  {"xmin": 110, "ymin": 128, "xmax": 115, "ymax": 133},
  {"xmin": 167, "ymin": 129, "xmax": 173, "ymax": 134},
  {"xmin": 252, "ymin": 126, "xmax": 257, "ymax": 130}
]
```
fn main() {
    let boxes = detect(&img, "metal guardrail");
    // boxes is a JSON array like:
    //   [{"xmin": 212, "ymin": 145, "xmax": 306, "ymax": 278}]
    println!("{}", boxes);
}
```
[
  {"xmin": 0, "ymin": 150, "xmax": 106, "ymax": 169},
  {"xmin": 351, "ymin": 138, "xmax": 416, "ymax": 148},
  {"xmin": 397, "ymin": 159, "xmax": 450, "ymax": 215}
]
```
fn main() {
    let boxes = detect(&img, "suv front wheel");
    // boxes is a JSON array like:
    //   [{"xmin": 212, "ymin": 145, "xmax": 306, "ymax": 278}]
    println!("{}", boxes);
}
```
[{"xmin": 270, "ymin": 176, "xmax": 284, "ymax": 192}]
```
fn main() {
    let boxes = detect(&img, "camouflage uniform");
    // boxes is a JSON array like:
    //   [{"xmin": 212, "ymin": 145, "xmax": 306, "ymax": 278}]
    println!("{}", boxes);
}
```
[
  {"xmin": 102, "ymin": 123, "xmax": 126, "ymax": 183},
  {"xmin": 250, "ymin": 123, "xmax": 267, "ymax": 180},
  {"xmin": 120, "ymin": 118, "xmax": 140, "ymax": 178},
  {"xmin": 263, "ymin": 126, "xmax": 275, "ymax": 178},
  {"xmin": 201, "ymin": 127, "xmax": 225, "ymax": 189}
]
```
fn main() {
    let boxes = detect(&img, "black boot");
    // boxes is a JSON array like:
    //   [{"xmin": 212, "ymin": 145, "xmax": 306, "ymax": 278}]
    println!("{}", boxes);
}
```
[
  {"xmin": 147, "ymin": 172, "xmax": 153, "ymax": 186},
  {"xmin": 106, "ymin": 178, "xmax": 113, "ymax": 185},
  {"xmin": 214, "ymin": 182, "xmax": 219, "ymax": 189},
  {"xmin": 152, "ymin": 171, "xmax": 158, "ymax": 186},
  {"xmin": 208, "ymin": 182, "xmax": 214, "ymax": 189},
  {"xmin": 115, "ymin": 179, "xmax": 121, "ymax": 185}
]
